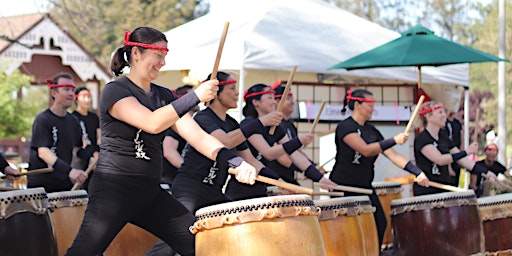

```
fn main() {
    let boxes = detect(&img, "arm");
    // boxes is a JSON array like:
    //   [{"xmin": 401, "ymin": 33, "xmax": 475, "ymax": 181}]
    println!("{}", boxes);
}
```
[
  {"xmin": 383, "ymin": 148, "xmax": 429, "ymax": 186},
  {"xmin": 0, "ymin": 154, "xmax": 19, "ymax": 179},
  {"xmin": 162, "ymin": 135, "xmax": 184, "ymax": 168},
  {"xmin": 37, "ymin": 147, "xmax": 87, "ymax": 184},
  {"xmin": 343, "ymin": 132, "xmax": 408, "ymax": 157}
]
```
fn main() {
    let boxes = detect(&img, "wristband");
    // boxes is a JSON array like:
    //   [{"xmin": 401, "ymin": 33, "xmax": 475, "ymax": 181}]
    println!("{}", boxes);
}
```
[
  {"xmin": 404, "ymin": 161, "xmax": 422, "ymax": 176},
  {"xmin": 304, "ymin": 164, "xmax": 324, "ymax": 182},
  {"xmin": 76, "ymin": 147, "xmax": 94, "ymax": 160},
  {"xmin": 471, "ymin": 164, "xmax": 488, "ymax": 175},
  {"xmin": 259, "ymin": 167, "xmax": 280, "ymax": 180},
  {"xmin": 0, "ymin": 155, "xmax": 8, "ymax": 171},
  {"xmin": 378, "ymin": 137, "xmax": 396, "ymax": 152},
  {"xmin": 282, "ymin": 137, "xmax": 303, "ymax": 155},
  {"xmin": 451, "ymin": 151, "xmax": 467, "ymax": 162},
  {"xmin": 216, "ymin": 148, "xmax": 243, "ymax": 168},
  {"xmin": 53, "ymin": 158, "xmax": 72, "ymax": 174},
  {"xmin": 170, "ymin": 91, "xmax": 200, "ymax": 117},
  {"xmin": 240, "ymin": 118, "xmax": 264, "ymax": 138}
]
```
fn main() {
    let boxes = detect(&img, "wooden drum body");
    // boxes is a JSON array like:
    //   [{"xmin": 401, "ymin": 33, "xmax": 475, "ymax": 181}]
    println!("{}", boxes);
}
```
[
  {"xmin": 191, "ymin": 195, "xmax": 326, "ymax": 256},
  {"xmin": 478, "ymin": 193, "xmax": 512, "ymax": 252},
  {"xmin": 391, "ymin": 191, "xmax": 484, "ymax": 256},
  {"xmin": 0, "ymin": 187, "xmax": 57, "ymax": 256},
  {"xmin": 352, "ymin": 196, "xmax": 380, "ymax": 256},
  {"xmin": 372, "ymin": 181, "xmax": 402, "ymax": 247},
  {"xmin": 315, "ymin": 196, "xmax": 378, "ymax": 256},
  {"xmin": 48, "ymin": 190, "xmax": 88, "ymax": 256}
]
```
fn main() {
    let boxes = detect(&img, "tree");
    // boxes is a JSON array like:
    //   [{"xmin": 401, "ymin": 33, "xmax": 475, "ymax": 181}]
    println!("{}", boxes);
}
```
[
  {"xmin": 0, "ymin": 70, "xmax": 39, "ymax": 138},
  {"xmin": 49, "ymin": 0, "xmax": 208, "ymax": 67}
]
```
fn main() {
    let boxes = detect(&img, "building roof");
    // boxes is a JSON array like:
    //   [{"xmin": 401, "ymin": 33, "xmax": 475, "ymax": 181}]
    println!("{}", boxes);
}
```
[{"xmin": 0, "ymin": 13, "xmax": 45, "ymax": 52}]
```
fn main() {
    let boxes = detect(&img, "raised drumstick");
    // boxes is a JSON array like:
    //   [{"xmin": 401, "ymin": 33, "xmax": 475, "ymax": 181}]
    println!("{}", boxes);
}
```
[
  {"xmin": 309, "ymin": 101, "xmax": 326, "ymax": 134},
  {"xmin": 269, "ymin": 66, "xmax": 297, "ymax": 135},
  {"xmin": 205, "ymin": 21, "xmax": 230, "ymax": 107},
  {"xmin": 404, "ymin": 95, "xmax": 425, "ymax": 134}
]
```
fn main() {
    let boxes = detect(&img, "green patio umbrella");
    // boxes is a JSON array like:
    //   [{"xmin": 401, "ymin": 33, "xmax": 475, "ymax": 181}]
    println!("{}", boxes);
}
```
[{"xmin": 328, "ymin": 25, "xmax": 507, "ymax": 87}]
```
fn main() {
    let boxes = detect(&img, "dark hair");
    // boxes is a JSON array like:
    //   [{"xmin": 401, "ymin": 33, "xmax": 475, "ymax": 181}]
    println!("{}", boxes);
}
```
[
  {"xmin": 175, "ymin": 84, "xmax": 194, "ymax": 97},
  {"xmin": 274, "ymin": 86, "xmax": 285, "ymax": 99},
  {"xmin": 341, "ymin": 89, "xmax": 373, "ymax": 114},
  {"xmin": 205, "ymin": 71, "xmax": 234, "ymax": 104},
  {"xmin": 51, "ymin": 72, "xmax": 73, "ymax": 85},
  {"xmin": 75, "ymin": 86, "xmax": 89, "ymax": 96},
  {"xmin": 242, "ymin": 83, "xmax": 269, "ymax": 118},
  {"xmin": 110, "ymin": 27, "xmax": 167, "ymax": 76}
]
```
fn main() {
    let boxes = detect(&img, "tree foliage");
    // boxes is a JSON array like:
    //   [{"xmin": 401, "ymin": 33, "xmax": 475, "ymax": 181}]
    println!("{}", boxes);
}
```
[
  {"xmin": 49, "ymin": 0, "xmax": 208, "ymax": 67},
  {"xmin": 0, "ymin": 70, "xmax": 39, "ymax": 138}
]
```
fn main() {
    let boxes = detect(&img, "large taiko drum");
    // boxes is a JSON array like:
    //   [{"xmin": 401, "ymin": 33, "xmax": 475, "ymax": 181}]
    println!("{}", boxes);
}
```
[
  {"xmin": 315, "ymin": 197, "xmax": 369, "ymax": 256},
  {"xmin": 477, "ymin": 193, "xmax": 512, "ymax": 252},
  {"xmin": 372, "ymin": 181, "xmax": 402, "ymax": 247},
  {"xmin": 0, "ymin": 187, "xmax": 58, "ymax": 256},
  {"xmin": 391, "ymin": 190, "xmax": 484, "ymax": 256},
  {"xmin": 191, "ymin": 194, "xmax": 326, "ymax": 256},
  {"xmin": 352, "ymin": 196, "xmax": 380, "ymax": 256},
  {"xmin": 48, "ymin": 190, "xmax": 88, "ymax": 256}
]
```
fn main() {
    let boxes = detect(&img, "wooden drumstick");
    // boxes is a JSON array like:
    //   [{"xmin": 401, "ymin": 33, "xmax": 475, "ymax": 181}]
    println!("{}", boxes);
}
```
[
  {"xmin": 314, "ymin": 182, "xmax": 373, "ymax": 195},
  {"xmin": 270, "ymin": 187, "xmax": 344, "ymax": 197},
  {"xmin": 404, "ymin": 95, "xmax": 425, "ymax": 134},
  {"xmin": 269, "ymin": 66, "xmax": 297, "ymax": 135},
  {"xmin": 229, "ymin": 167, "xmax": 314, "ymax": 195},
  {"xmin": 205, "ymin": 21, "xmax": 230, "ymax": 107},
  {"xmin": 309, "ymin": 101, "xmax": 326, "ymax": 134},
  {"xmin": 317, "ymin": 128, "xmax": 336, "ymax": 137},
  {"xmin": 1, "ymin": 167, "xmax": 53, "ymax": 179},
  {"xmin": 417, "ymin": 180, "xmax": 467, "ymax": 192},
  {"xmin": 71, "ymin": 159, "xmax": 97, "ymax": 191}
]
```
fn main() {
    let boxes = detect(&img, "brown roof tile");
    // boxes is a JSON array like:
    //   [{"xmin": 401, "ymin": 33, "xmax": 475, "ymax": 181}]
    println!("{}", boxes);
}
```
[{"xmin": 0, "ymin": 13, "xmax": 45, "ymax": 52}]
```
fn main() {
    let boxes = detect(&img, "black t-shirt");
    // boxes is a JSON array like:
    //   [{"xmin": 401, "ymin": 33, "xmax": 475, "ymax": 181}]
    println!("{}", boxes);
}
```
[
  {"xmin": 177, "ymin": 108, "xmax": 247, "ymax": 188},
  {"xmin": 225, "ymin": 116, "xmax": 287, "ymax": 200},
  {"xmin": 265, "ymin": 118, "xmax": 300, "ymax": 185},
  {"xmin": 445, "ymin": 118, "xmax": 462, "ymax": 148},
  {"xmin": 71, "ymin": 110, "xmax": 100, "ymax": 169},
  {"xmin": 96, "ymin": 76, "xmax": 177, "ymax": 180},
  {"xmin": 474, "ymin": 160, "xmax": 507, "ymax": 188},
  {"xmin": 161, "ymin": 128, "xmax": 186, "ymax": 185},
  {"xmin": 28, "ymin": 109, "xmax": 82, "ymax": 192},
  {"xmin": 330, "ymin": 116, "xmax": 383, "ymax": 189}
]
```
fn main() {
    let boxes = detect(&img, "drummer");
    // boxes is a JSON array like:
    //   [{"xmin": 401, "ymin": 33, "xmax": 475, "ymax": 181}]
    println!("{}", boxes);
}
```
[
  {"xmin": 414, "ymin": 101, "xmax": 496, "ymax": 196},
  {"xmin": 224, "ymin": 83, "xmax": 337, "ymax": 200},
  {"xmin": 0, "ymin": 153, "xmax": 20, "ymax": 180},
  {"xmin": 329, "ymin": 89, "xmax": 429, "ymax": 248},
  {"xmin": 470, "ymin": 142, "xmax": 509, "ymax": 197}
]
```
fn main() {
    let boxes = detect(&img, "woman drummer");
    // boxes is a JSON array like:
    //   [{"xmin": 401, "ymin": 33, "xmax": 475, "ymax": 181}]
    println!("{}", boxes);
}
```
[
  {"xmin": 225, "ymin": 83, "xmax": 337, "ymax": 200},
  {"xmin": 171, "ymin": 71, "xmax": 284, "ymax": 214},
  {"xmin": 414, "ymin": 101, "xmax": 496, "ymax": 196},
  {"xmin": 329, "ymin": 89, "xmax": 429, "ymax": 248},
  {"xmin": 65, "ymin": 27, "xmax": 258, "ymax": 256}
]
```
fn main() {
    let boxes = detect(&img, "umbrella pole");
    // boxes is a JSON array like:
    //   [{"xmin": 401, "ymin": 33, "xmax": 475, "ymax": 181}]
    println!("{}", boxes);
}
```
[{"xmin": 417, "ymin": 66, "xmax": 422, "ymax": 88}]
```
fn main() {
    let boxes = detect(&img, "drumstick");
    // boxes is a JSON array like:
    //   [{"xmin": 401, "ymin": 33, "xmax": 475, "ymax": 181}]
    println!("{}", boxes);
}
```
[
  {"xmin": 229, "ymin": 167, "xmax": 313, "ymax": 195},
  {"xmin": 417, "ymin": 180, "xmax": 467, "ymax": 192},
  {"xmin": 71, "ymin": 159, "xmax": 97, "ymax": 191},
  {"xmin": 270, "ymin": 188, "xmax": 344, "ymax": 197},
  {"xmin": 482, "ymin": 172, "xmax": 512, "ymax": 191},
  {"xmin": 314, "ymin": 182, "xmax": 373, "ymax": 195},
  {"xmin": 473, "ymin": 108, "xmax": 480, "ymax": 143},
  {"xmin": 404, "ymin": 95, "xmax": 425, "ymax": 134},
  {"xmin": 316, "ymin": 128, "xmax": 336, "ymax": 137},
  {"xmin": 205, "ymin": 21, "xmax": 230, "ymax": 107},
  {"xmin": 269, "ymin": 66, "xmax": 297, "ymax": 135},
  {"xmin": 1, "ymin": 167, "xmax": 53, "ymax": 179},
  {"xmin": 309, "ymin": 101, "xmax": 326, "ymax": 134},
  {"xmin": 0, "ymin": 186, "xmax": 17, "ymax": 191}
]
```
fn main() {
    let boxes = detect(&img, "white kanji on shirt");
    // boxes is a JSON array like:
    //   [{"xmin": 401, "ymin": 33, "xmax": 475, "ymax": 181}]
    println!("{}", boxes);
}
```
[
  {"xmin": 352, "ymin": 129, "xmax": 362, "ymax": 164},
  {"xmin": 134, "ymin": 129, "xmax": 150, "ymax": 160},
  {"xmin": 203, "ymin": 161, "xmax": 218, "ymax": 185},
  {"xmin": 431, "ymin": 141, "xmax": 440, "ymax": 175},
  {"xmin": 50, "ymin": 126, "xmax": 58, "ymax": 154}
]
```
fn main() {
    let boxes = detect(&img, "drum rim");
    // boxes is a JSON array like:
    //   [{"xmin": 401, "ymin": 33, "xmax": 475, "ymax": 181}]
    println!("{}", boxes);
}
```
[
  {"xmin": 477, "ymin": 193, "xmax": 512, "ymax": 207},
  {"xmin": 372, "ymin": 181, "xmax": 402, "ymax": 189},
  {"xmin": 391, "ymin": 190, "xmax": 476, "ymax": 207}
]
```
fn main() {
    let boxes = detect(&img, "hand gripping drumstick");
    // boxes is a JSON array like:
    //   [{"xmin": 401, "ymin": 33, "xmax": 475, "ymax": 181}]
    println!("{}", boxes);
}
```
[
  {"xmin": 0, "ymin": 167, "xmax": 53, "ymax": 179},
  {"xmin": 404, "ymin": 95, "xmax": 425, "ymax": 134},
  {"xmin": 269, "ymin": 66, "xmax": 297, "ymax": 135},
  {"xmin": 205, "ymin": 22, "xmax": 230, "ymax": 107},
  {"xmin": 314, "ymin": 182, "xmax": 373, "ymax": 195},
  {"xmin": 415, "ymin": 179, "xmax": 467, "ymax": 192},
  {"xmin": 71, "ymin": 158, "xmax": 97, "ymax": 191}
]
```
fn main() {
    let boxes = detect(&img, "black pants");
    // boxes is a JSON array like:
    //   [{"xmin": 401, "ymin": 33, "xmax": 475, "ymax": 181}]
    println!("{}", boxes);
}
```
[{"xmin": 65, "ymin": 172, "xmax": 195, "ymax": 256}]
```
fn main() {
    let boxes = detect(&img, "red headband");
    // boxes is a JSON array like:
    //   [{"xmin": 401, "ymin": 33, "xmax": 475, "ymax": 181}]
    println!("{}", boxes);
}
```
[
  {"xmin": 244, "ymin": 89, "xmax": 275, "ymax": 101},
  {"xmin": 271, "ymin": 80, "xmax": 282, "ymax": 89},
  {"xmin": 419, "ymin": 104, "xmax": 443, "ymax": 116},
  {"xmin": 74, "ymin": 91, "xmax": 91, "ymax": 99},
  {"xmin": 124, "ymin": 31, "xmax": 169, "ymax": 52},
  {"xmin": 202, "ymin": 79, "xmax": 237, "ymax": 86},
  {"xmin": 484, "ymin": 144, "xmax": 498, "ymax": 151},
  {"xmin": 346, "ymin": 90, "xmax": 376, "ymax": 103},
  {"xmin": 47, "ymin": 79, "xmax": 76, "ymax": 89}
]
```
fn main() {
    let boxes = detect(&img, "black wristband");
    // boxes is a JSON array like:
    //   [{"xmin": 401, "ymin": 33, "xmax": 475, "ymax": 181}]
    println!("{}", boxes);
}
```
[
  {"xmin": 282, "ymin": 137, "xmax": 303, "ymax": 155},
  {"xmin": 472, "ymin": 164, "xmax": 488, "ymax": 175},
  {"xmin": 0, "ymin": 155, "xmax": 8, "ymax": 171},
  {"xmin": 53, "ymin": 158, "xmax": 72, "ymax": 174},
  {"xmin": 170, "ymin": 91, "xmax": 200, "ymax": 117},
  {"xmin": 304, "ymin": 164, "xmax": 324, "ymax": 182},
  {"xmin": 451, "ymin": 151, "xmax": 468, "ymax": 162},
  {"xmin": 378, "ymin": 137, "xmax": 396, "ymax": 152},
  {"xmin": 240, "ymin": 118, "xmax": 264, "ymax": 138},
  {"xmin": 404, "ymin": 161, "xmax": 422, "ymax": 176},
  {"xmin": 259, "ymin": 167, "xmax": 280, "ymax": 180},
  {"xmin": 76, "ymin": 147, "xmax": 93, "ymax": 161},
  {"xmin": 216, "ymin": 148, "xmax": 243, "ymax": 168}
]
